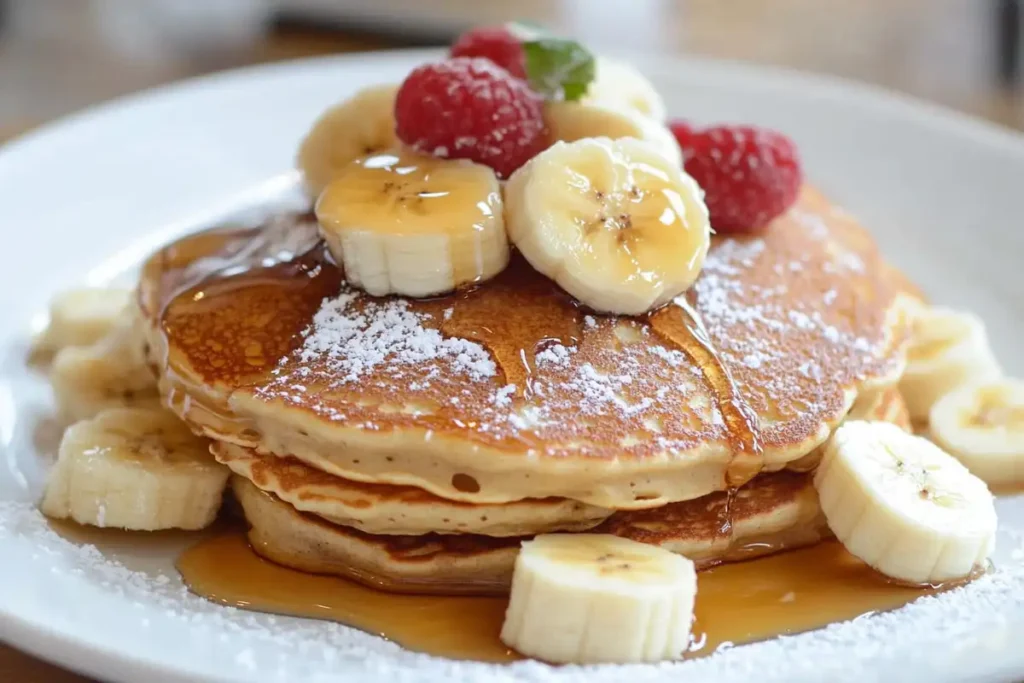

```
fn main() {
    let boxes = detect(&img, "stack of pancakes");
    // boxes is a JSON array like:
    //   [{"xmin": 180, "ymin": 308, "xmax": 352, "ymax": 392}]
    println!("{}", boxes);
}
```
[{"xmin": 139, "ymin": 188, "xmax": 916, "ymax": 595}]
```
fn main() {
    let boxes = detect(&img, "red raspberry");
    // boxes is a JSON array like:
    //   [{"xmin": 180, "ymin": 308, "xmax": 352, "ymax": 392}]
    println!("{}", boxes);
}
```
[
  {"xmin": 395, "ymin": 57, "xmax": 548, "ymax": 179},
  {"xmin": 450, "ymin": 25, "xmax": 527, "ymax": 80},
  {"xmin": 671, "ymin": 123, "xmax": 802, "ymax": 233}
]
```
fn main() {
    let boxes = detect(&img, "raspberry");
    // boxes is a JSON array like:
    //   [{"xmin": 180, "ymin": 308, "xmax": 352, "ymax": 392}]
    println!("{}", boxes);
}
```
[
  {"xmin": 671, "ymin": 123, "xmax": 802, "ymax": 233},
  {"xmin": 450, "ymin": 25, "xmax": 527, "ymax": 80},
  {"xmin": 395, "ymin": 57, "xmax": 548, "ymax": 179}
]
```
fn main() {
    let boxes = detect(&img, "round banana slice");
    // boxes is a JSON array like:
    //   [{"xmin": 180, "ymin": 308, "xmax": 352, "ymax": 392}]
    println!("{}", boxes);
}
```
[
  {"xmin": 41, "ymin": 407, "xmax": 228, "ymax": 530},
  {"xmin": 586, "ymin": 56, "xmax": 667, "ymax": 121},
  {"xmin": 50, "ymin": 308, "xmax": 160, "ymax": 423},
  {"xmin": 505, "ymin": 136, "xmax": 710, "ymax": 315},
  {"xmin": 32, "ymin": 287, "xmax": 131, "ymax": 356},
  {"xmin": 899, "ymin": 306, "xmax": 1002, "ymax": 422},
  {"xmin": 500, "ymin": 533, "xmax": 695, "ymax": 663},
  {"xmin": 544, "ymin": 100, "xmax": 683, "ymax": 167},
  {"xmin": 297, "ymin": 83, "xmax": 399, "ymax": 199},
  {"xmin": 930, "ymin": 379, "xmax": 1024, "ymax": 486},
  {"xmin": 316, "ymin": 150, "xmax": 509, "ymax": 298},
  {"xmin": 814, "ymin": 421, "xmax": 996, "ymax": 585}
]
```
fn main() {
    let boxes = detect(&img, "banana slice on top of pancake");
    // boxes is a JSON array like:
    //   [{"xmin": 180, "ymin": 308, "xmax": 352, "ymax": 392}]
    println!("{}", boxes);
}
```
[
  {"xmin": 41, "ymin": 407, "xmax": 228, "ymax": 530},
  {"xmin": 544, "ymin": 100, "xmax": 682, "ymax": 167},
  {"xmin": 929, "ymin": 378, "xmax": 1024, "ymax": 486},
  {"xmin": 501, "ymin": 533, "xmax": 696, "ymax": 663},
  {"xmin": 585, "ymin": 56, "xmax": 667, "ymax": 122},
  {"xmin": 297, "ymin": 83, "xmax": 399, "ymax": 199},
  {"xmin": 505, "ymin": 136, "xmax": 710, "ymax": 315},
  {"xmin": 814, "ymin": 421, "xmax": 996, "ymax": 585},
  {"xmin": 316, "ymin": 150, "xmax": 509, "ymax": 298}
]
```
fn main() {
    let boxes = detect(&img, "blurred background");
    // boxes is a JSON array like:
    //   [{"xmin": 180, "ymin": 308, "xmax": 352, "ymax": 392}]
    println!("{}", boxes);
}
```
[{"xmin": 1, "ymin": 0, "xmax": 1023, "ymax": 146}]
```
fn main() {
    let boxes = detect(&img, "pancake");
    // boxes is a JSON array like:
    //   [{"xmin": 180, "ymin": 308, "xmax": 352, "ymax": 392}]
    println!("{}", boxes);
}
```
[
  {"xmin": 213, "ymin": 441, "xmax": 611, "ymax": 537},
  {"xmin": 788, "ymin": 385, "xmax": 911, "ymax": 472},
  {"xmin": 141, "ymin": 187, "xmax": 909, "ymax": 509},
  {"xmin": 222, "ymin": 387, "xmax": 908, "ymax": 539},
  {"xmin": 232, "ymin": 470, "xmax": 829, "ymax": 596}
]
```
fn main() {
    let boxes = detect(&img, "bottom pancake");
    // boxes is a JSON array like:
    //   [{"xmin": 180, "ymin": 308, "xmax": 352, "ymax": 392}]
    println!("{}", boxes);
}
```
[{"xmin": 233, "ymin": 470, "xmax": 830, "ymax": 596}]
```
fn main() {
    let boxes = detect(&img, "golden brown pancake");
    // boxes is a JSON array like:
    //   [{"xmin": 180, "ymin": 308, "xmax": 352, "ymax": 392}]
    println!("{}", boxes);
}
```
[
  {"xmin": 786, "ymin": 385, "xmax": 910, "ymax": 473},
  {"xmin": 214, "ymin": 441, "xmax": 611, "ymax": 536},
  {"xmin": 216, "ymin": 387, "xmax": 909, "ymax": 538},
  {"xmin": 232, "ymin": 470, "xmax": 829, "ymax": 596},
  {"xmin": 141, "ymin": 187, "xmax": 909, "ymax": 509}
]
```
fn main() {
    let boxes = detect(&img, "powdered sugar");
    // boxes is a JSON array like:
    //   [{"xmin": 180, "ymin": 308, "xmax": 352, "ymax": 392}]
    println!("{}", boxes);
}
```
[
  {"xmin": 283, "ymin": 292, "xmax": 496, "ymax": 384},
  {"xmin": 535, "ymin": 344, "xmax": 574, "ymax": 367},
  {"xmin": 3, "ymin": 498, "xmax": 1024, "ymax": 682}
]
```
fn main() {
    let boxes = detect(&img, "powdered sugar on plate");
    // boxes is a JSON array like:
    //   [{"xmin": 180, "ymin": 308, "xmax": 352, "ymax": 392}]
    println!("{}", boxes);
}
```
[{"xmin": 2, "ymin": 498, "xmax": 1024, "ymax": 683}]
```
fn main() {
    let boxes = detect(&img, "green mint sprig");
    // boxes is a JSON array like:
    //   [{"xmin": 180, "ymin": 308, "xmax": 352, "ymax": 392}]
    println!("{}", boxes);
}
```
[{"xmin": 508, "ymin": 23, "xmax": 595, "ymax": 102}]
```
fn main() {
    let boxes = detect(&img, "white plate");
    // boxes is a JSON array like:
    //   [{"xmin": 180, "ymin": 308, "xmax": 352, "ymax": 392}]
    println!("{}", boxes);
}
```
[{"xmin": 2, "ymin": 49, "xmax": 1024, "ymax": 683}]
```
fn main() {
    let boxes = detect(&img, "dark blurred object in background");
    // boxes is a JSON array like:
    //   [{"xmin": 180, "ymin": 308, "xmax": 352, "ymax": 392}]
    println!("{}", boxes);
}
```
[
  {"xmin": 0, "ymin": 0, "xmax": 1022, "ymax": 141},
  {"xmin": 998, "ymin": 0, "xmax": 1022, "ymax": 83}
]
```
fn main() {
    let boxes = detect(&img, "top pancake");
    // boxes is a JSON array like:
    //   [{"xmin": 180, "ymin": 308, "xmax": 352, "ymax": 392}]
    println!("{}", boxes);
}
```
[{"xmin": 140, "ymin": 187, "xmax": 909, "ymax": 509}]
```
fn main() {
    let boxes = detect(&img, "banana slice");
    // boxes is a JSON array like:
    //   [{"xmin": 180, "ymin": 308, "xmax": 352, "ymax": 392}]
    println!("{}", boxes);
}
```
[
  {"xmin": 505, "ymin": 136, "xmax": 710, "ymax": 315},
  {"xmin": 316, "ymin": 150, "xmax": 509, "ymax": 298},
  {"xmin": 32, "ymin": 287, "xmax": 131, "ymax": 356},
  {"xmin": 41, "ymin": 407, "xmax": 228, "ymax": 530},
  {"xmin": 586, "ymin": 56, "xmax": 667, "ymax": 121},
  {"xmin": 297, "ymin": 84, "xmax": 399, "ymax": 199},
  {"xmin": 814, "ymin": 420, "xmax": 996, "ymax": 585},
  {"xmin": 899, "ymin": 306, "xmax": 1002, "ymax": 422},
  {"xmin": 930, "ymin": 379, "xmax": 1024, "ymax": 486},
  {"xmin": 51, "ymin": 307, "xmax": 159, "ymax": 423},
  {"xmin": 544, "ymin": 100, "xmax": 683, "ymax": 167},
  {"xmin": 500, "ymin": 533, "xmax": 695, "ymax": 663}
]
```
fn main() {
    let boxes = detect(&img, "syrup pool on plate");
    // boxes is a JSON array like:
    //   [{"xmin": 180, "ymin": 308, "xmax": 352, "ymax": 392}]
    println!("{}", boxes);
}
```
[{"xmin": 175, "ymin": 529, "xmax": 946, "ymax": 662}]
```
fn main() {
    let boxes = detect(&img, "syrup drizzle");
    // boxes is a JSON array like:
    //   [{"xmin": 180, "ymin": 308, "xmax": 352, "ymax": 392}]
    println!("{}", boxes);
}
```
[
  {"xmin": 431, "ymin": 257, "xmax": 583, "ymax": 398},
  {"xmin": 649, "ymin": 296, "xmax": 764, "ymax": 488}
]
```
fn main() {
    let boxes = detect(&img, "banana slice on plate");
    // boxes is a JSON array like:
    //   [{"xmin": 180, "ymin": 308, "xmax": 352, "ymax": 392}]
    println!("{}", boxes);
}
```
[
  {"xmin": 586, "ymin": 56, "xmax": 667, "ymax": 122},
  {"xmin": 930, "ymin": 379, "xmax": 1024, "ymax": 486},
  {"xmin": 297, "ymin": 84, "xmax": 399, "ymax": 199},
  {"xmin": 500, "ymin": 533, "xmax": 695, "ymax": 663},
  {"xmin": 899, "ymin": 306, "xmax": 1002, "ymax": 422},
  {"xmin": 51, "ymin": 307, "xmax": 160, "ymax": 423},
  {"xmin": 32, "ymin": 287, "xmax": 131, "ymax": 356},
  {"xmin": 316, "ymin": 150, "xmax": 509, "ymax": 298},
  {"xmin": 544, "ymin": 100, "xmax": 682, "ymax": 167},
  {"xmin": 505, "ymin": 136, "xmax": 710, "ymax": 315},
  {"xmin": 41, "ymin": 407, "xmax": 228, "ymax": 530},
  {"xmin": 814, "ymin": 421, "xmax": 996, "ymax": 585}
]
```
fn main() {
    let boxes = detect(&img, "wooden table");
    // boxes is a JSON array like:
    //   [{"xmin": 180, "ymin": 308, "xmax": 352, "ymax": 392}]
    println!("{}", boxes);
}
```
[{"xmin": 2, "ymin": 1, "xmax": 1022, "ymax": 680}]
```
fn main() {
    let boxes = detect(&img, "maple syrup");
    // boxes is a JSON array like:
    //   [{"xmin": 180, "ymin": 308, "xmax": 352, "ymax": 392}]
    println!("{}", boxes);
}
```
[
  {"xmin": 649, "ymin": 297, "xmax": 764, "ymax": 487},
  {"xmin": 435, "ymin": 257, "xmax": 583, "ymax": 397},
  {"xmin": 177, "ymin": 531, "xmax": 945, "ymax": 662}
]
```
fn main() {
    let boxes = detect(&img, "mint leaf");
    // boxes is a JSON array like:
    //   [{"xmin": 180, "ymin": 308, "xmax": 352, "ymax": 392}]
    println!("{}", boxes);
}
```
[{"xmin": 522, "ymin": 38, "xmax": 595, "ymax": 102}]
